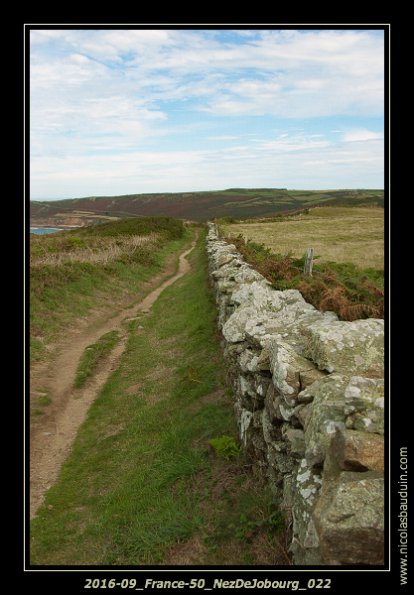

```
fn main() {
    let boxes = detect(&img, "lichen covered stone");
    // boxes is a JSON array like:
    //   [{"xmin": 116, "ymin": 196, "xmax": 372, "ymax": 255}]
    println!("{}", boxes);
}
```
[
  {"xmin": 303, "ymin": 375, "xmax": 348, "ymax": 468},
  {"xmin": 344, "ymin": 376, "xmax": 385, "ymax": 434},
  {"xmin": 291, "ymin": 458, "xmax": 323, "ymax": 563},
  {"xmin": 305, "ymin": 319, "xmax": 384, "ymax": 375},
  {"xmin": 268, "ymin": 340, "xmax": 317, "ymax": 405},
  {"xmin": 313, "ymin": 472, "xmax": 384, "ymax": 565}
]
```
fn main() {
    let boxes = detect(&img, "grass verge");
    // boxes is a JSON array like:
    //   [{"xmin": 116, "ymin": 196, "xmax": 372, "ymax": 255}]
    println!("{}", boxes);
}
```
[
  {"xmin": 30, "ymin": 217, "xmax": 188, "ymax": 362},
  {"xmin": 74, "ymin": 331, "xmax": 122, "ymax": 389},
  {"xmin": 30, "ymin": 229, "xmax": 288, "ymax": 566}
]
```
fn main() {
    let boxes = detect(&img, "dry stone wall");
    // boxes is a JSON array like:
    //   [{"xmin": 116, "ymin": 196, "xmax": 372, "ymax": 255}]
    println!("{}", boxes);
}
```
[{"xmin": 206, "ymin": 223, "xmax": 385, "ymax": 566}]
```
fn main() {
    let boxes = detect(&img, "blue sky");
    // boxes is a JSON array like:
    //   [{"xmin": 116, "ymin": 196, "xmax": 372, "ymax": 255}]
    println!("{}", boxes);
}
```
[{"xmin": 30, "ymin": 29, "xmax": 384, "ymax": 199}]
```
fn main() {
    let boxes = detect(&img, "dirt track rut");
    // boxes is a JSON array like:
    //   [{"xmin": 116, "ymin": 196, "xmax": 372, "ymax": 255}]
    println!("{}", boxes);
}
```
[{"xmin": 30, "ymin": 237, "xmax": 197, "ymax": 519}]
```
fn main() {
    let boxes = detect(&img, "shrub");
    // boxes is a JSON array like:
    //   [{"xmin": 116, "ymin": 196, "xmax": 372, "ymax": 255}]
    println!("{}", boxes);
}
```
[
  {"xmin": 226, "ymin": 236, "xmax": 384, "ymax": 322},
  {"xmin": 209, "ymin": 435, "xmax": 240, "ymax": 460}
]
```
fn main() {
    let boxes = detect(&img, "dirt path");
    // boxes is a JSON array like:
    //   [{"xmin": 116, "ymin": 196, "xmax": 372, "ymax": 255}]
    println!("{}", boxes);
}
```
[{"xmin": 30, "ymin": 235, "xmax": 197, "ymax": 519}]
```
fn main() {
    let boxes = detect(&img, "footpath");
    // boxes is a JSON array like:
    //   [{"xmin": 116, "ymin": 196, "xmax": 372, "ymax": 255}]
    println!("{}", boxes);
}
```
[{"xmin": 30, "ymin": 229, "xmax": 287, "ymax": 566}]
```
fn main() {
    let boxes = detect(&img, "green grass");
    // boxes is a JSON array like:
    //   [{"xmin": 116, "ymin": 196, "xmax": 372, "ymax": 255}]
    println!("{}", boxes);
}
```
[
  {"xmin": 74, "ymin": 331, "xmax": 122, "ymax": 389},
  {"xmin": 221, "ymin": 207, "xmax": 384, "ymax": 269},
  {"xmin": 30, "ymin": 230, "xmax": 286, "ymax": 567},
  {"xmin": 209, "ymin": 435, "xmax": 241, "ymax": 460},
  {"xmin": 30, "ymin": 217, "xmax": 188, "ymax": 362},
  {"xmin": 37, "ymin": 394, "xmax": 51, "ymax": 407},
  {"xmin": 30, "ymin": 390, "xmax": 51, "ymax": 417}
]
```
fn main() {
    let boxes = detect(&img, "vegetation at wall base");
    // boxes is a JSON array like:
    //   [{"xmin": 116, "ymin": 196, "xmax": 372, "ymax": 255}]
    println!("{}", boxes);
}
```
[
  {"xmin": 209, "ymin": 435, "xmax": 241, "ymax": 460},
  {"xmin": 227, "ymin": 236, "xmax": 384, "ymax": 321}
]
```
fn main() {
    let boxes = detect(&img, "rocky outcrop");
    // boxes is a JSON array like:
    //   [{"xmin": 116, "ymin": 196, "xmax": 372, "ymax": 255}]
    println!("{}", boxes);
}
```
[{"xmin": 206, "ymin": 222, "xmax": 384, "ymax": 566}]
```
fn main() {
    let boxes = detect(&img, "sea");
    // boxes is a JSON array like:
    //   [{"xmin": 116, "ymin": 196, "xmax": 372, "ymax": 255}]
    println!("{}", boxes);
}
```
[{"xmin": 30, "ymin": 227, "xmax": 63, "ymax": 235}]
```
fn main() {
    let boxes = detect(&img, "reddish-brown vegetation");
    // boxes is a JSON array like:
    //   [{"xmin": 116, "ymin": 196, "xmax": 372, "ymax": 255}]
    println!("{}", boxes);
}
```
[{"xmin": 228, "ymin": 236, "xmax": 384, "ymax": 322}]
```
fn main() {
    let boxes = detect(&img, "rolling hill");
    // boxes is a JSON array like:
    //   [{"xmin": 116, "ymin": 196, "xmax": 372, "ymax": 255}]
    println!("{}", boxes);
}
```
[{"xmin": 30, "ymin": 188, "xmax": 384, "ymax": 227}]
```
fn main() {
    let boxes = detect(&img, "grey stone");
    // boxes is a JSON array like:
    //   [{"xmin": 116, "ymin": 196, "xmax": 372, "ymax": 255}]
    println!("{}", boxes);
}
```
[
  {"xmin": 294, "ymin": 458, "xmax": 323, "ymax": 509},
  {"xmin": 245, "ymin": 304, "xmax": 337, "ymax": 354},
  {"xmin": 268, "ymin": 340, "xmax": 317, "ymax": 405},
  {"xmin": 237, "ymin": 375, "xmax": 264, "ymax": 411},
  {"xmin": 238, "ymin": 349, "xmax": 260, "ymax": 373},
  {"xmin": 237, "ymin": 405, "xmax": 252, "ymax": 447},
  {"xmin": 239, "ymin": 375, "xmax": 255, "ymax": 397},
  {"xmin": 211, "ymin": 264, "xmax": 240, "ymax": 281},
  {"xmin": 246, "ymin": 412, "xmax": 268, "ymax": 461},
  {"xmin": 216, "ymin": 252, "xmax": 242, "ymax": 268},
  {"xmin": 233, "ymin": 266, "xmax": 268, "ymax": 285},
  {"xmin": 244, "ymin": 322, "xmax": 284, "ymax": 349},
  {"xmin": 254, "ymin": 375, "xmax": 271, "ymax": 398},
  {"xmin": 216, "ymin": 279, "xmax": 237, "ymax": 295},
  {"xmin": 279, "ymin": 400, "xmax": 295, "ymax": 422},
  {"xmin": 303, "ymin": 375, "xmax": 348, "ymax": 468},
  {"xmin": 313, "ymin": 472, "xmax": 384, "ymax": 565},
  {"xmin": 291, "ymin": 458, "xmax": 323, "ymax": 563},
  {"xmin": 222, "ymin": 305, "xmax": 258, "ymax": 343},
  {"xmin": 267, "ymin": 442, "xmax": 295, "ymax": 477},
  {"xmin": 304, "ymin": 318, "xmax": 384, "ymax": 375},
  {"xmin": 290, "ymin": 539, "xmax": 322, "ymax": 566},
  {"xmin": 282, "ymin": 474, "xmax": 295, "ymax": 510},
  {"xmin": 343, "ymin": 376, "xmax": 385, "ymax": 435},
  {"xmin": 231, "ymin": 281, "xmax": 273, "ymax": 307}
]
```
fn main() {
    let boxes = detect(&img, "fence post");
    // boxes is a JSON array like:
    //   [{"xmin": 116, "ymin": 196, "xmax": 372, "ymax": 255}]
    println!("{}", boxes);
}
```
[{"xmin": 303, "ymin": 248, "xmax": 314, "ymax": 276}]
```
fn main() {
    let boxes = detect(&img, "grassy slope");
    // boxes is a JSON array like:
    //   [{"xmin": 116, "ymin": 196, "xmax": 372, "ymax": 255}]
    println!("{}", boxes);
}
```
[
  {"xmin": 30, "ymin": 231, "xmax": 286, "ymax": 566},
  {"xmin": 31, "ymin": 188, "xmax": 384, "ymax": 223},
  {"xmin": 221, "ymin": 207, "xmax": 384, "ymax": 269},
  {"xmin": 30, "ymin": 217, "xmax": 188, "ymax": 361}
]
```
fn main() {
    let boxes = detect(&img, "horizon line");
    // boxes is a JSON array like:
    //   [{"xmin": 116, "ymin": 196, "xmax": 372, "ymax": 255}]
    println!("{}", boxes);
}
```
[{"xmin": 30, "ymin": 187, "xmax": 385, "ymax": 202}]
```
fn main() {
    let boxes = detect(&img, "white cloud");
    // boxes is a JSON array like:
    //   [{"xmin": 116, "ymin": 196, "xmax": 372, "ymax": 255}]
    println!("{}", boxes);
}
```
[
  {"xmin": 207, "ymin": 135, "xmax": 240, "ymax": 141},
  {"xmin": 29, "ymin": 28, "xmax": 385, "ymax": 197},
  {"xmin": 342, "ymin": 129, "xmax": 384, "ymax": 142},
  {"xmin": 31, "ymin": 131, "xmax": 384, "ymax": 198},
  {"xmin": 31, "ymin": 29, "xmax": 384, "ymax": 117}
]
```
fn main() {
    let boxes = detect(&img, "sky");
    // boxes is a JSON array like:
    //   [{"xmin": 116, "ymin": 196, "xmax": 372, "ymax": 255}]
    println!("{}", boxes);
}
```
[{"xmin": 30, "ymin": 28, "xmax": 385, "ymax": 200}]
